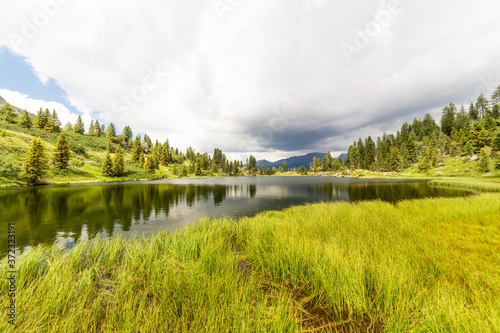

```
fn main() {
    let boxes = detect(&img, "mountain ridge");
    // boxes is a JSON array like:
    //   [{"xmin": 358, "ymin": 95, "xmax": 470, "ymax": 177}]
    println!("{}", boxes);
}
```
[{"xmin": 257, "ymin": 152, "xmax": 347, "ymax": 170}]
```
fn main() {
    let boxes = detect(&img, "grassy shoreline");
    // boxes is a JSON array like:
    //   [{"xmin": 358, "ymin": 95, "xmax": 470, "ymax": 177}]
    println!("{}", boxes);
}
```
[{"xmin": 1, "ymin": 180, "xmax": 499, "ymax": 332}]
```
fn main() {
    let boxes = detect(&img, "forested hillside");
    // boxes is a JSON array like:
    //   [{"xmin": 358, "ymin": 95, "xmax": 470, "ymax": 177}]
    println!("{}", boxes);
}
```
[
  {"xmin": 346, "ymin": 87, "xmax": 500, "ymax": 175},
  {"xmin": 0, "ymin": 100, "xmax": 244, "ymax": 186}
]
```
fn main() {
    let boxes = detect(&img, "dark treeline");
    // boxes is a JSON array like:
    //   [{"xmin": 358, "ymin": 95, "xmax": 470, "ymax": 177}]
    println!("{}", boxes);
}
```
[{"xmin": 346, "ymin": 87, "xmax": 500, "ymax": 173}]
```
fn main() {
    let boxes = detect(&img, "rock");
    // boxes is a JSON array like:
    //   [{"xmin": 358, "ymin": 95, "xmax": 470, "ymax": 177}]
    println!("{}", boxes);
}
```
[{"xmin": 470, "ymin": 155, "xmax": 478, "ymax": 162}]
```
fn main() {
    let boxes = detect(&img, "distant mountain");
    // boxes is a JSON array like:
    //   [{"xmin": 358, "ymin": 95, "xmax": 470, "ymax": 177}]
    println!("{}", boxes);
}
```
[
  {"xmin": 0, "ymin": 95, "xmax": 34, "ymax": 116},
  {"xmin": 257, "ymin": 152, "xmax": 347, "ymax": 170}
]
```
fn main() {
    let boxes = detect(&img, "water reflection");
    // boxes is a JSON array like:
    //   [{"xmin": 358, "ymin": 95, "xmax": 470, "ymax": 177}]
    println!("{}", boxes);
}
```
[{"xmin": 0, "ymin": 178, "xmax": 472, "ymax": 255}]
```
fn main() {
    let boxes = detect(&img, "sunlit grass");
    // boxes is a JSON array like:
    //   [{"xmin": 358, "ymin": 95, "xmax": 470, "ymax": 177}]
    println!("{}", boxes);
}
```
[{"xmin": 1, "ymin": 190, "xmax": 499, "ymax": 332}]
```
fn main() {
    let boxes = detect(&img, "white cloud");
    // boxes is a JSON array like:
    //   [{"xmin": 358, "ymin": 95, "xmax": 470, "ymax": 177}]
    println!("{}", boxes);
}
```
[
  {"xmin": 0, "ymin": 88, "xmax": 92, "ymax": 127},
  {"xmin": 1, "ymin": 0, "xmax": 500, "ymax": 161}
]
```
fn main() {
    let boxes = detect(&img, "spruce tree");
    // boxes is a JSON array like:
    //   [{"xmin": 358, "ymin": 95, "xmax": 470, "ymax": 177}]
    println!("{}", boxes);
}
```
[
  {"xmin": 18, "ymin": 110, "xmax": 32, "ymax": 128},
  {"xmin": 283, "ymin": 161, "xmax": 287, "ymax": 172},
  {"xmin": 131, "ymin": 136, "xmax": 143, "ymax": 162},
  {"xmin": 23, "ymin": 136, "xmax": 48, "ymax": 184},
  {"xmin": 113, "ymin": 146, "xmax": 125, "ymax": 177},
  {"xmin": 151, "ymin": 149, "xmax": 159, "ymax": 170},
  {"xmin": 53, "ymin": 132, "xmax": 70, "ymax": 169},
  {"xmin": 388, "ymin": 147, "xmax": 402, "ymax": 172},
  {"xmin": 0, "ymin": 103, "xmax": 17, "ymax": 123},
  {"xmin": 139, "ymin": 151, "xmax": 145, "ymax": 168},
  {"xmin": 106, "ymin": 123, "xmax": 116, "ymax": 139},
  {"xmin": 477, "ymin": 148, "xmax": 490, "ymax": 173},
  {"xmin": 34, "ymin": 108, "xmax": 46, "ymax": 129},
  {"xmin": 73, "ymin": 115, "xmax": 85, "ymax": 134},
  {"xmin": 101, "ymin": 150, "xmax": 114, "ymax": 176},
  {"xmin": 195, "ymin": 161, "xmax": 202, "ymax": 176},
  {"xmin": 492, "ymin": 131, "xmax": 500, "ymax": 153},
  {"xmin": 122, "ymin": 126, "xmax": 133, "ymax": 142},
  {"xmin": 404, "ymin": 136, "xmax": 416, "ymax": 163},
  {"xmin": 94, "ymin": 120, "xmax": 102, "ymax": 137},
  {"xmin": 45, "ymin": 110, "xmax": 61, "ymax": 132},
  {"xmin": 495, "ymin": 156, "xmax": 500, "ymax": 170},
  {"xmin": 63, "ymin": 122, "xmax": 73, "ymax": 131},
  {"xmin": 88, "ymin": 119, "xmax": 95, "ymax": 136},
  {"xmin": 418, "ymin": 149, "xmax": 431, "ymax": 173},
  {"xmin": 463, "ymin": 141, "xmax": 474, "ymax": 156},
  {"xmin": 160, "ymin": 144, "xmax": 169, "ymax": 166}
]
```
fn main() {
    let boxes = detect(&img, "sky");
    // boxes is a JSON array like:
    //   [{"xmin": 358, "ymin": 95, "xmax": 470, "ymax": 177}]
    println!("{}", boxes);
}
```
[{"xmin": 1, "ymin": 0, "xmax": 500, "ymax": 162}]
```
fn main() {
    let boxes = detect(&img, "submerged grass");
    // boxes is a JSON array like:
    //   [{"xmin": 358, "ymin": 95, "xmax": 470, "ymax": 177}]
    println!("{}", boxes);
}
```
[{"xmin": 1, "ymin": 193, "xmax": 500, "ymax": 332}]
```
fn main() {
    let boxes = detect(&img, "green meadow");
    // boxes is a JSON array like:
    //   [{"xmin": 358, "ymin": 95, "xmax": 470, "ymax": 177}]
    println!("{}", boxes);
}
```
[{"xmin": 1, "ymin": 180, "xmax": 499, "ymax": 332}]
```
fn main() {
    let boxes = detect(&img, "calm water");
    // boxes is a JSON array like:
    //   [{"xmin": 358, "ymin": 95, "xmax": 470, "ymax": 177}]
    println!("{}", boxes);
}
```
[{"xmin": 0, "ymin": 176, "xmax": 473, "ymax": 254}]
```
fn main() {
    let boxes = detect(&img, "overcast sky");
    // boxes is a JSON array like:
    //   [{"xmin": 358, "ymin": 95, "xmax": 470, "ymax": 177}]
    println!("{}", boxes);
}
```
[{"xmin": 1, "ymin": 0, "xmax": 500, "ymax": 161}]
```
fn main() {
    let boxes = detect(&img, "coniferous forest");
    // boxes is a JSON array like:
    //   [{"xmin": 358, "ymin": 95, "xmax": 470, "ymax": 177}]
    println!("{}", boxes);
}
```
[{"xmin": 346, "ymin": 87, "xmax": 500, "ymax": 174}]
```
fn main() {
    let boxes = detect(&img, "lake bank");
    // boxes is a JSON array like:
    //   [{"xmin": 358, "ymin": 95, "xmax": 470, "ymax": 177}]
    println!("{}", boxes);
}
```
[
  {"xmin": 1, "ymin": 180, "xmax": 499, "ymax": 332},
  {"xmin": 0, "ymin": 177, "xmax": 474, "ymax": 255}
]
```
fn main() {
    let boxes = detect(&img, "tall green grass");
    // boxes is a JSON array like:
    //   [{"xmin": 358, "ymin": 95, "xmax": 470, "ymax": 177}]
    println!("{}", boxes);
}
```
[
  {"xmin": 1, "ymin": 194, "xmax": 500, "ymax": 332},
  {"xmin": 429, "ymin": 178, "xmax": 500, "ymax": 192}
]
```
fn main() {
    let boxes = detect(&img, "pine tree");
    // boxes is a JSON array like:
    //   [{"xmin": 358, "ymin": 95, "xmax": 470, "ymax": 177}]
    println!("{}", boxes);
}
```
[
  {"xmin": 332, "ymin": 159, "xmax": 342, "ymax": 171},
  {"xmin": 45, "ymin": 110, "xmax": 61, "ymax": 132},
  {"xmin": 477, "ymin": 148, "xmax": 489, "ymax": 173},
  {"xmin": 73, "ymin": 115, "xmax": 85, "ymax": 134},
  {"xmin": 22, "ymin": 136, "xmax": 48, "ymax": 184},
  {"xmin": 388, "ymin": 147, "xmax": 402, "ymax": 172},
  {"xmin": 139, "ymin": 151, "xmax": 145, "ymax": 168},
  {"xmin": 101, "ymin": 150, "xmax": 114, "ymax": 177},
  {"xmin": 259, "ymin": 163, "xmax": 265, "ymax": 175},
  {"xmin": 463, "ymin": 141, "xmax": 474, "ymax": 156},
  {"xmin": 94, "ymin": 120, "xmax": 102, "ymax": 137},
  {"xmin": 0, "ymin": 103, "xmax": 17, "ymax": 123},
  {"xmin": 122, "ymin": 126, "xmax": 133, "ymax": 143},
  {"xmin": 492, "ymin": 131, "xmax": 500, "ymax": 153},
  {"xmin": 113, "ymin": 146, "xmax": 125, "ymax": 177},
  {"xmin": 151, "ymin": 149, "xmax": 159, "ymax": 170},
  {"xmin": 282, "ymin": 161, "xmax": 287, "ymax": 172},
  {"xmin": 195, "ymin": 161, "xmax": 202, "ymax": 176},
  {"xmin": 106, "ymin": 123, "xmax": 116, "ymax": 139},
  {"xmin": 34, "ymin": 108, "xmax": 46, "ymax": 129},
  {"xmin": 160, "ymin": 144, "xmax": 169, "ymax": 166},
  {"xmin": 418, "ymin": 149, "xmax": 431, "ymax": 173},
  {"xmin": 495, "ymin": 156, "xmax": 500, "ymax": 170},
  {"xmin": 88, "ymin": 119, "xmax": 95, "ymax": 136},
  {"xmin": 131, "ymin": 136, "xmax": 142, "ymax": 162},
  {"xmin": 53, "ymin": 132, "xmax": 70, "ymax": 169},
  {"xmin": 63, "ymin": 122, "xmax": 73, "ymax": 131},
  {"xmin": 404, "ymin": 136, "xmax": 416, "ymax": 163},
  {"xmin": 18, "ymin": 110, "xmax": 32, "ymax": 128}
]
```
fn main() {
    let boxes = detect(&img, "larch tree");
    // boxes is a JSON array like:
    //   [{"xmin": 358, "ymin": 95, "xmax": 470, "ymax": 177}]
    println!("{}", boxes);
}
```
[
  {"xmin": 23, "ymin": 136, "xmax": 49, "ymax": 184},
  {"xmin": 53, "ymin": 132, "xmax": 71, "ymax": 169}
]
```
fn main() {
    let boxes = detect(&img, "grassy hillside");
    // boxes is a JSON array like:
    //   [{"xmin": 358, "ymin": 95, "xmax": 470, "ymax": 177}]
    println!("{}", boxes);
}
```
[
  {"xmin": 0, "ymin": 122, "xmax": 236, "ymax": 187},
  {"xmin": 1, "ymin": 183, "xmax": 499, "ymax": 332}
]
